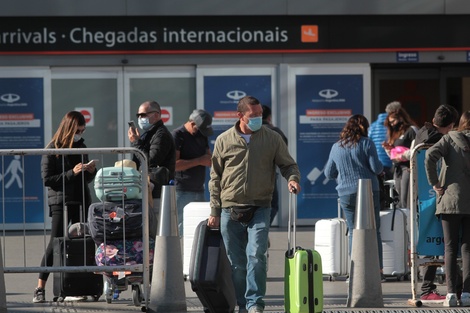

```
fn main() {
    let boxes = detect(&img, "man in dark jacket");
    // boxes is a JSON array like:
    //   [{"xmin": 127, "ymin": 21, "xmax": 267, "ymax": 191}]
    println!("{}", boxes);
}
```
[{"xmin": 128, "ymin": 100, "xmax": 176, "ymax": 215}]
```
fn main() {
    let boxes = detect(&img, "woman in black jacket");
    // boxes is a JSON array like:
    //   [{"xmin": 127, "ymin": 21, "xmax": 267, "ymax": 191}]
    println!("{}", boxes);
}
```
[{"xmin": 33, "ymin": 111, "xmax": 97, "ymax": 303}]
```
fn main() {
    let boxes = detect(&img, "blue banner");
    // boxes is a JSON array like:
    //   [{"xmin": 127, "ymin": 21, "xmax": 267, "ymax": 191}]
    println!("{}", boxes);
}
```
[
  {"xmin": 201, "ymin": 74, "xmax": 273, "ymax": 200},
  {"xmin": 296, "ymin": 74, "xmax": 363, "ymax": 219},
  {"xmin": 416, "ymin": 149, "xmax": 444, "ymax": 256},
  {"xmin": 0, "ymin": 78, "xmax": 45, "ymax": 225}
]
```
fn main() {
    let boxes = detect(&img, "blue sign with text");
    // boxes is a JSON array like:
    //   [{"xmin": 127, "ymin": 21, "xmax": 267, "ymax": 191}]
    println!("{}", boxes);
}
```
[
  {"xmin": 0, "ymin": 78, "xmax": 44, "ymax": 225},
  {"xmin": 295, "ymin": 74, "xmax": 363, "ymax": 219}
]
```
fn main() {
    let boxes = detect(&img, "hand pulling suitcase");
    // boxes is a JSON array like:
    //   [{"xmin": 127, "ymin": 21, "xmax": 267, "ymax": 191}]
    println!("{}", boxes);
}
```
[
  {"xmin": 94, "ymin": 166, "xmax": 142, "ymax": 201},
  {"xmin": 53, "ymin": 202, "xmax": 103, "ymax": 302},
  {"xmin": 314, "ymin": 200, "xmax": 348, "ymax": 280},
  {"xmin": 285, "ymin": 191, "xmax": 323, "ymax": 313},
  {"xmin": 380, "ymin": 208, "xmax": 409, "ymax": 280},
  {"xmin": 189, "ymin": 219, "xmax": 236, "ymax": 313}
]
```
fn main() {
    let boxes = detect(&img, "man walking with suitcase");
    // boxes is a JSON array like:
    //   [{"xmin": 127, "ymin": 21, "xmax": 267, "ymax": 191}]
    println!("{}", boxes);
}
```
[{"xmin": 208, "ymin": 95, "xmax": 301, "ymax": 313}]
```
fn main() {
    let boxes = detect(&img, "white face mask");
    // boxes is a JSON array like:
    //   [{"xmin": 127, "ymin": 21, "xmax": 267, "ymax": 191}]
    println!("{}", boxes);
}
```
[
  {"xmin": 138, "ymin": 117, "xmax": 151, "ymax": 130},
  {"xmin": 73, "ymin": 134, "xmax": 82, "ymax": 142}
]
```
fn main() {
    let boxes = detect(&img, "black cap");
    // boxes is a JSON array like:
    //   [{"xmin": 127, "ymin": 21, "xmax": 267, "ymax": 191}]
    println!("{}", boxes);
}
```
[{"xmin": 189, "ymin": 109, "xmax": 214, "ymax": 136}]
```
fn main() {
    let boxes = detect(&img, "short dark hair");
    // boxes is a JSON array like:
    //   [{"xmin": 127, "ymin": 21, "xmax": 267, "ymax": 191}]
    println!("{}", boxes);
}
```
[
  {"xmin": 237, "ymin": 96, "xmax": 260, "ymax": 113},
  {"xmin": 262, "ymin": 105, "xmax": 271, "ymax": 121},
  {"xmin": 433, "ymin": 104, "xmax": 459, "ymax": 127}
]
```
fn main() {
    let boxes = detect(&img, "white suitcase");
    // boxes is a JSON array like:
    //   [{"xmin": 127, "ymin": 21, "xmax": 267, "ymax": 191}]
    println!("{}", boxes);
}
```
[
  {"xmin": 314, "ymin": 217, "xmax": 349, "ymax": 280},
  {"xmin": 380, "ymin": 209, "xmax": 409, "ymax": 280},
  {"xmin": 182, "ymin": 202, "xmax": 211, "ymax": 280}
]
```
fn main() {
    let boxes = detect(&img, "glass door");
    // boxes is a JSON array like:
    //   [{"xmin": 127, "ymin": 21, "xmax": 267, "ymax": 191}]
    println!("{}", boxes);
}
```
[{"xmin": 372, "ymin": 68, "xmax": 441, "ymax": 127}]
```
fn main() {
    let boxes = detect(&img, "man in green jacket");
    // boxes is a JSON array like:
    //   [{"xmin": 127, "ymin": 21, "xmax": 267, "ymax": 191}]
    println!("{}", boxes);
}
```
[{"xmin": 208, "ymin": 95, "xmax": 301, "ymax": 313}]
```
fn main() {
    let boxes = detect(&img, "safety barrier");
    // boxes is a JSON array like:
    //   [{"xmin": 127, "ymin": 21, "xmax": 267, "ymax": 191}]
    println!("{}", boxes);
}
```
[{"xmin": 0, "ymin": 147, "xmax": 151, "ymax": 309}]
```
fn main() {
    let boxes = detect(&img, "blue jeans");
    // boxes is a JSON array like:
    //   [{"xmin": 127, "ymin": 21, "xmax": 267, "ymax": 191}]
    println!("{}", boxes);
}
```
[
  {"xmin": 339, "ymin": 191, "xmax": 383, "ymax": 269},
  {"xmin": 220, "ymin": 206, "xmax": 270, "ymax": 311},
  {"xmin": 176, "ymin": 190, "xmax": 206, "ymax": 237}
]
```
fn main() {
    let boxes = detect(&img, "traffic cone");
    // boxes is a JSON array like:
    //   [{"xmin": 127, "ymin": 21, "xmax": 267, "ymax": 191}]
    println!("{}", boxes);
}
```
[
  {"xmin": 147, "ymin": 184, "xmax": 187, "ymax": 312},
  {"xmin": 347, "ymin": 178, "xmax": 384, "ymax": 308}
]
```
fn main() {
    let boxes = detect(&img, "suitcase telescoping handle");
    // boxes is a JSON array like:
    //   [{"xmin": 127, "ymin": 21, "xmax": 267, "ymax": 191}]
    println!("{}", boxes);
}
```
[
  {"xmin": 287, "ymin": 188, "xmax": 298, "ymax": 257},
  {"xmin": 63, "ymin": 201, "xmax": 84, "ymax": 240}
]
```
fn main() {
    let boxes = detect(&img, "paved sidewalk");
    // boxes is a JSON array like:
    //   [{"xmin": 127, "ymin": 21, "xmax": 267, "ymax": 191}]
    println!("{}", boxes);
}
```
[{"xmin": 1, "ymin": 227, "xmax": 450, "ymax": 312}]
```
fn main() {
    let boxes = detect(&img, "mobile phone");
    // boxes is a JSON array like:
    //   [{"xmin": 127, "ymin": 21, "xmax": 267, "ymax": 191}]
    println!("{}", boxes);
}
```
[
  {"xmin": 87, "ymin": 159, "xmax": 99, "ymax": 166},
  {"xmin": 128, "ymin": 120, "xmax": 136, "ymax": 131}
]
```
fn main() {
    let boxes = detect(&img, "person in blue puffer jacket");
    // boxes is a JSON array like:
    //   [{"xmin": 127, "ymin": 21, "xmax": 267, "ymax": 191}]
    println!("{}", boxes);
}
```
[{"xmin": 368, "ymin": 101, "xmax": 402, "ymax": 180}]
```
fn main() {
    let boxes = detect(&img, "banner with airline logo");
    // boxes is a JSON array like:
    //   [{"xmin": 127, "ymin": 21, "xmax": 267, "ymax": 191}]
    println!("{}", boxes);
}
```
[
  {"xmin": 196, "ymin": 66, "xmax": 277, "ymax": 199},
  {"xmin": 0, "ymin": 69, "xmax": 48, "ymax": 229},
  {"xmin": 288, "ymin": 64, "xmax": 371, "ymax": 221}
]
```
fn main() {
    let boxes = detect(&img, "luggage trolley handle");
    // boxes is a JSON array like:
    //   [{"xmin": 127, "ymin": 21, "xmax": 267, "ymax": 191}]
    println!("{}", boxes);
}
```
[{"xmin": 287, "ymin": 188, "xmax": 298, "ymax": 257}]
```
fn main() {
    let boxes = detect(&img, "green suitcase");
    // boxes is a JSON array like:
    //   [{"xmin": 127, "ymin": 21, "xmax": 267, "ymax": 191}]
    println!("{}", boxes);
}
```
[{"xmin": 284, "ymin": 192, "xmax": 323, "ymax": 313}]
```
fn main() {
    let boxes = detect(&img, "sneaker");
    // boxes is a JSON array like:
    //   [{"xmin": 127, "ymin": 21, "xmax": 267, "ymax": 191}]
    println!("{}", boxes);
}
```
[
  {"xmin": 461, "ymin": 292, "xmax": 470, "ymax": 307},
  {"xmin": 443, "ymin": 293, "xmax": 458, "ymax": 307},
  {"xmin": 238, "ymin": 307, "xmax": 248, "ymax": 313},
  {"xmin": 248, "ymin": 305, "xmax": 264, "ymax": 313},
  {"xmin": 33, "ymin": 288, "xmax": 45, "ymax": 303},
  {"xmin": 113, "ymin": 288, "xmax": 120, "ymax": 300},
  {"xmin": 421, "ymin": 290, "xmax": 446, "ymax": 301}
]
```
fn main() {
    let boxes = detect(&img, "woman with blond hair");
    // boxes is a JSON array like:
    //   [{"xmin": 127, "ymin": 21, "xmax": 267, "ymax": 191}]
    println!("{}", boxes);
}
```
[{"xmin": 325, "ymin": 114, "xmax": 384, "ymax": 280}]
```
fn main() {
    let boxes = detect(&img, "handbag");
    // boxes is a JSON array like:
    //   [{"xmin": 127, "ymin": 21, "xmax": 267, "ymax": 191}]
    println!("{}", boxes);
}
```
[
  {"xmin": 230, "ymin": 206, "xmax": 259, "ymax": 223},
  {"xmin": 149, "ymin": 166, "xmax": 170, "ymax": 186}
]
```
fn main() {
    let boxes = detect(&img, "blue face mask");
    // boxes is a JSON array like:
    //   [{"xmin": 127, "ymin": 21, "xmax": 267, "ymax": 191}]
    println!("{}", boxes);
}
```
[
  {"xmin": 246, "ymin": 116, "xmax": 262, "ymax": 132},
  {"xmin": 138, "ymin": 117, "xmax": 152, "ymax": 130}
]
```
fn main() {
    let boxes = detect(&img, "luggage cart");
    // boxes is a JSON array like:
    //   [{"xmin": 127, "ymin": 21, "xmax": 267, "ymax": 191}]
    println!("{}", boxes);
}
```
[
  {"xmin": 408, "ymin": 143, "xmax": 444, "ymax": 307},
  {"xmin": 95, "ymin": 238, "xmax": 155, "ymax": 306}
]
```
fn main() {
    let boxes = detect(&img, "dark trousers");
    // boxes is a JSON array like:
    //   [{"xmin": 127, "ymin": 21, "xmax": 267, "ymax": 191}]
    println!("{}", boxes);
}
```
[
  {"xmin": 38, "ymin": 204, "xmax": 81, "ymax": 281},
  {"xmin": 442, "ymin": 214, "xmax": 470, "ymax": 294},
  {"xmin": 421, "ymin": 264, "xmax": 438, "ymax": 295},
  {"xmin": 269, "ymin": 175, "xmax": 279, "ymax": 225}
]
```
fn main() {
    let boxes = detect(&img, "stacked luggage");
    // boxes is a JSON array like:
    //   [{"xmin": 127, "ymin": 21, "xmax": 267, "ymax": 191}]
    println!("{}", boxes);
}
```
[{"xmin": 89, "ymin": 163, "xmax": 156, "ymax": 306}]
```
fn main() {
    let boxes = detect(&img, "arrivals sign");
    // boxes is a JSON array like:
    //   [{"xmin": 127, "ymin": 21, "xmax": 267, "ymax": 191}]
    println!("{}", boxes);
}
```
[{"xmin": 1, "ymin": 15, "xmax": 470, "ymax": 54}]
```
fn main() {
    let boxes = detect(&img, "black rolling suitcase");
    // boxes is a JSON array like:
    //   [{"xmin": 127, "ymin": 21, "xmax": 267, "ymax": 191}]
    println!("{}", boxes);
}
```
[
  {"xmin": 189, "ymin": 219, "xmax": 236, "ymax": 313},
  {"xmin": 52, "ymin": 202, "xmax": 103, "ymax": 302}
]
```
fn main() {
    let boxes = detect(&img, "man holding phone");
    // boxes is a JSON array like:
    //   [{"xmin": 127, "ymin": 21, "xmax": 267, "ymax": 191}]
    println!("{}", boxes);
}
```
[{"xmin": 128, "ymin": 100, "xmax": 176, "ymax": 215}]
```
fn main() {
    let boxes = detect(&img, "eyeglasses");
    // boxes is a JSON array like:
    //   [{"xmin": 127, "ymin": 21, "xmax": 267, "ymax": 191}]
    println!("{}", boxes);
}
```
[
  {"xmin": 75, "ymin": 128, "xmax": 86, "ymax": 135},
  {"xmin": 136, "ymin": 111, "xmax": 159, "ymax": 118}
]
